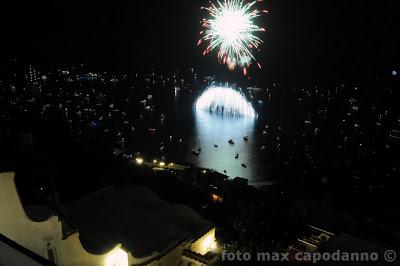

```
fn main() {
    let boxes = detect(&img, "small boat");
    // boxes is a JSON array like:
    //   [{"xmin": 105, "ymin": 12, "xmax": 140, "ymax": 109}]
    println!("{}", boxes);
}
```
[
  {"xmin": 214, "ymin": 144, "xmax": 218, "ymax": 148},
  {"xmin": 235, "ymin": 154, "xmax": 239, "ymax": 159},
  {"xmin": 223, "ymin": 170, "xmax": 227, "ymax": 174},
  {"xmin": 228, "ymin": 139, "xmax": 235, "ymax": 145},
  {"xmin": 191, "ymin": 149, "xmax": 200, "ymax": 155},
  {"xmin": 243, "ymin": 135, "xmax": 249, "ymax": 141},
  {"xmin": 241, "ymin": 163, "xmax": 247, "ymax": 168},
  {"xmin": 260, "ymin": 145, "xmax": 266, "ymax": 150}
]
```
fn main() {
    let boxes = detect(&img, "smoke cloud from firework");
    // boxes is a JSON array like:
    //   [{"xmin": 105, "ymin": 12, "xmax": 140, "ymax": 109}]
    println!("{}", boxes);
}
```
[{"xmin": 198, "ymin": 0, "xmax": 267, "ymax": 75}]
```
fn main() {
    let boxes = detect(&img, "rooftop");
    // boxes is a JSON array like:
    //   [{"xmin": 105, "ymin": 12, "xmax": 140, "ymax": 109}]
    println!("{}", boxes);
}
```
[{"xmin": 60, "ymin": 185, "xmax": 213, "ymax": 258}]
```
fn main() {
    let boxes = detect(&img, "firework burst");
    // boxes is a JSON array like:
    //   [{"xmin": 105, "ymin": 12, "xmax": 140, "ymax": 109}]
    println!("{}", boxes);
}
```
[
  {"xmin": 198, "ymin": 0, "xmax": 267, "ymax": 74},
  {"xmin": 195, "ymin": 85, "xmax": 256, "ymax": 118}
]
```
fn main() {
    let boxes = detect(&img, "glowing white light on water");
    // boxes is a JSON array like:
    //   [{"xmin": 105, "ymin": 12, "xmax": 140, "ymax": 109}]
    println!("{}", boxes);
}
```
[{"xmin": 195, "ymin": 85, "xmax": 256, "ymax": 118}]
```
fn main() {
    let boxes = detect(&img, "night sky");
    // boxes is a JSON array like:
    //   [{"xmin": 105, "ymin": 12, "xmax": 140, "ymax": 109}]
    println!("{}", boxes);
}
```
[{"xmin": 1, "ymin": 0, "xmax": 399, "ymax": 82}]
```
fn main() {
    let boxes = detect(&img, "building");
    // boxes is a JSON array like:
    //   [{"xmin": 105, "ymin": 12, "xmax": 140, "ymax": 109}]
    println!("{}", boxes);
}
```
[
  {"xmin": 0, "ymin": 233, "xmax": 55, "ymax": 266},
  {"xmin": 25, "ymin": 65, "xmax": 42, "ymax": 97},
  {"xmin": 0, "ymin": 172, "xmax": 219, "ymax": 265},
  {"xmin": 287, "ymin": 200, "xmax": 400, "ymax": 266}
]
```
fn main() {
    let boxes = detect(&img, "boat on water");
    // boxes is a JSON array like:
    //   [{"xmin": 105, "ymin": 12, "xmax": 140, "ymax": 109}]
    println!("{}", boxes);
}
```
[
  {"xmin": 192, "ymin": 146, "xmax": 201, "ymax": 155},
  {"xmin": 228, "ymin": 139, "xmax": 235, "ymax": 145},
  {"xmin": 235, "ymin": 153, "xmax": 239, "ymax": 159},
  {"xmin": 243, "ymin": 135, "xmax": 249, "ymax": 141},
  {"xmin": 214, "ymin": 144, "xmax": 218, "ymax": 148},
  {"xmin": 241, "ymin": 163, "xmax": 247, "ymax": 168}
]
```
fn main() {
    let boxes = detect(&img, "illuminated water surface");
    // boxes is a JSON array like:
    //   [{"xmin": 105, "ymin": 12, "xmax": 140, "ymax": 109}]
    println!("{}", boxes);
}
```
[{"xmin": 184, "ymin": 109, "xmax": 267, "ymax": 182}]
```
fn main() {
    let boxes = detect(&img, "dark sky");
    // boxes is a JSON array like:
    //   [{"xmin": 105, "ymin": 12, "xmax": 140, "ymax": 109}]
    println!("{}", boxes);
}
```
[{"xmin": 1, "ymin": 0, "xmax": 399, "ymax": 82}]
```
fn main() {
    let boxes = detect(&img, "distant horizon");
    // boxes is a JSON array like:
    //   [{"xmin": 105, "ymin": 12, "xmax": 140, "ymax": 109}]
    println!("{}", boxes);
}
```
[
  {"xmin": 1, "ymin": 57, "xmax": 398, "ymax": 90},
  {"xmin": 1, "ymin": 0, "xmax": 399, "ymax": 84}
]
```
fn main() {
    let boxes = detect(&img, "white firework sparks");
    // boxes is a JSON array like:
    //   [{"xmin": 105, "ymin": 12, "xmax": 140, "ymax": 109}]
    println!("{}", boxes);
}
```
[
  {"xmin": 198, "ymin": 0, "xmax": 267, "ymax": 74},
  {"xmin": 195, "ymin": 85, "xmax": 256, "ymax": 118}
]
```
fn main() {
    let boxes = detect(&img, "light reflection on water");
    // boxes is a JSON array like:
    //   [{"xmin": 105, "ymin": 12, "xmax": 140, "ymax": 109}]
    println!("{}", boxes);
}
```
[
  {"xmin": 183, "ymin": 110, "xmax": 267, "ymax": 181},
  {"xmin": 130, "ymin": 87, "xmax": 271, "ymax": 182}
]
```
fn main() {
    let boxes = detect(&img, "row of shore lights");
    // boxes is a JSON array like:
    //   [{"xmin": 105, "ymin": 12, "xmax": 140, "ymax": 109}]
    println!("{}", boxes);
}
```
[{"xmin": 135, "ymin": 157, "xmax": 174, "ymax": 168}]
